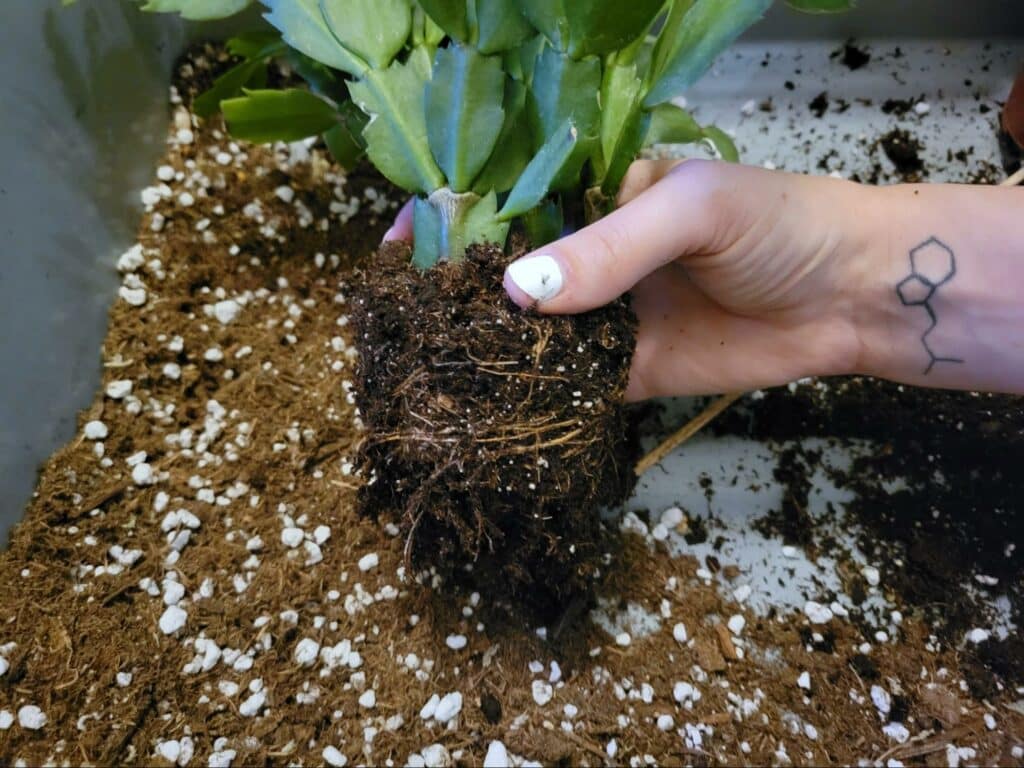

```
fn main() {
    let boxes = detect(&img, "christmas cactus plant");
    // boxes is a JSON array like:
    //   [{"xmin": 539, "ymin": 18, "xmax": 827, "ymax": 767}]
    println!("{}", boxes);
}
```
[{"xmin": 85, "ymin": 0, "xmax": 850, "ymax": 608}]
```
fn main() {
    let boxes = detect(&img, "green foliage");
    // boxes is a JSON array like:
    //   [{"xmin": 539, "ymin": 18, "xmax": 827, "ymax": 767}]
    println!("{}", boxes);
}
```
[
  {"xmin": 347, "ymin": 48, "xmax": 445, "ymax": 195},
  {"xmin": 109, "ymin": 0, "xmax": 853, "ymax": 267},
  {"xmin": 498, "ymin": 119, "xmax": 580, "ymax": 221},
  {"xmin": 425, "ymin": 45, "xmax": 507, "ymax": 192},
  {"xmin": 221, "ymin": 88, "xmax": 339, "ymax": 142},
  {"xmin": 645, "ymin": 0, "xmax": 773, "ymax": 106},
  {"xmin": 319, "ymin": 0, "xmax": 411, "ymax": 70}
]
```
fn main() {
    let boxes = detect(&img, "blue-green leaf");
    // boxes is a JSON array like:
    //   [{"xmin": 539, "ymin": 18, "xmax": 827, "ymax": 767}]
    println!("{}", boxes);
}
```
[
  {"xmin": 475, "ymin": 0, "xmax": 535, "ymax": 54},
  {"xmin": 644, "ymin": 0, "xmax": 770, "ymax": 107},
  {"xmin": 416, "ymin": 0, "xmax": 471, "ymax": 42},
  {"xmin": 319, "ymin": 0, "xmax": 411, "ymax": 70},
  {"xmin": 347, "ymin": 47, "xmax": 445, "ymax": 195},
  {"xmin": 138, "ymin": 0, "xmax": 253, "ymax": 19},
  {"xmin": 498, "ymin": 119, "xmax": 580, "ymax": 221},
  {"xmin": 263, "ymin": 0, "xmax": 368, "ymax": 76},
  {"xmin": 222, "ymin": 88, "xmax": 339, "ymax": 143},
  {"xmin": 471, "ymin": 79, "xmax": 531, "ymax": 195},
  {"xmin": 426, "ymin": 45, "xmax": 506, "ymax": 192},
  {"xmin": 528, "ymin": 45, "xmax": 600, "ymax": 145},
  {"xmin": 520, "ymin": 0, "xmax": 664, "ymax": 58}
]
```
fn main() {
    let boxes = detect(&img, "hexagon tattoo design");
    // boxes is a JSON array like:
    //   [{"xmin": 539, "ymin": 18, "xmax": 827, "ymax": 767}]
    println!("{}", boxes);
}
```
[{"xmin": 895, "ymin": 237, "xmax": 963, "ymax": 374}]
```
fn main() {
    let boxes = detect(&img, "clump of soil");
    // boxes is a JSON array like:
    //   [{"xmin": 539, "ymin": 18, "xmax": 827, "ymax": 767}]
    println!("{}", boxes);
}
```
[
  {"xmin": 834, "ymin": 41, "xmax": 871, "ymax": 71},
  {"xmin": 880, "ymin": 128, "xmax": 925, "ymax": 177},
  {"xmin": 350, "ymin": 242, "xmax": 638, "ymax": 614}
]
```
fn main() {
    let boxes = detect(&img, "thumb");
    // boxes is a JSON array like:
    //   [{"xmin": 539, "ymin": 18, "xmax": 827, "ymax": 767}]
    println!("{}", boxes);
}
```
[{"xmin": 503, "ymin": 159, "xmax": 732, "ymax": 314}]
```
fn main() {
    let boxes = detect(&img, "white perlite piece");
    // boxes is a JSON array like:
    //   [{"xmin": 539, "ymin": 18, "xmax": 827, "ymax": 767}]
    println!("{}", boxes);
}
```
[
  {"xmin": 105, "ymin": 379, "xmax": 133, "ymax": 400},
  {"xmin": 322, "ymin": 746, "xmax": 348, "ymax": 767},
  {"xmin": 727, "ymin": 615, "xmax": 746, "ymax": 635},
  {"xmin": 84, "ymin": 420, "xmax": 108, "ymax": 440},
  {"xmin": 966, "ymin": 627, "xmax": 990, "ymax": 644},
  {"xmin": 871, "ymin": 685, "xmax": 892, "ymax": 716},
  {"xmin": 883, "ymin": 722, "xmax": 910, "ymax": 743},
  {"xmin": 615, "ymin": 632, "xmax": 631, "ymax": 647},
  {"xmin": 420, "ymin": 744, "xmax": 451, "ymax": 768},
  {"xmin": 357, "ymin": 552, "xmax": 379, "ymax": 572},
  {"xmin": 483, "ymin": 740, "xmax": 511, "ymax": 768},
  {"xmin": 119, "ymin": 286, "xmax": 147, "ymax": 307},
  {"xmin": 434, "ymin": 692, "xmax": 462, "ymax": 724},
  {"xmin": 532, "ymin": 680, "xmax": 553, "ymax": 706},
  {"xmin": 358, "ymin": 689, "xmax": 377, "ymax": 709},
  {"xmin": 803, "ymin": 601, "xmax": 834, "ymax": 624},
  {"xmin": 0, "ymin": 657, "xmax": 8, "ymax": 677},
  {"xmin": 159, "ymin": 604, "xmax": 188, "ymax": 635},
  {"xmin": 797, "ymin": 671, "xmax": 811, "ymax": 690},
  {"xmin": 239, "ymin": 689, "xmax": 267, "ymax": 717},
  {"xmin": 212, "ymin": 299, "xmax": 242, "ymax": 325},
  {"xmin": 294, "ymin": 638, "xmax": 320, "ymax": 667},
  {"xmin": 0, "ymin": 710, "xmax": 13, "ymax": 730},
  {"xmin": 657, "ymin": 714, "xmax": 675, "ymax": 731},
  {"xmin": 445, "ymin": 634, "xmax": 467, "ymax": 651},
  {"xmin": 280, "ymin": 527, "xmax": 304, "ymax": 548},
  {"xmin": 209, "ymin": 748, "xmax": 237, "ymax": 768},
  {"xmin": 862, "ymin": 565, "xmax": 881, "ymax": 587},
  {"xmin": 17, "ymin": 705, "xmax": 47, "ymax": 730},
  {"xmin": 118, "ymin": 243, "xmax": 146, "ymax": 271},
  {"xmin": 672, "ymin": 622, "xmax": 688, "ymax": 643}
]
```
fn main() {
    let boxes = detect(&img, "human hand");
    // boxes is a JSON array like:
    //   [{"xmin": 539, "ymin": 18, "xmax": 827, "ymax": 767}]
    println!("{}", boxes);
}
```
[{"xmin": 502, "ymin": 160, "xmax": 876, "ymax": 400}]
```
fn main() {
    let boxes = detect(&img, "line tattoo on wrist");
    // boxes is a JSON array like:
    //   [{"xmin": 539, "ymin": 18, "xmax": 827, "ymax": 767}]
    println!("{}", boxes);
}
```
[{"xmin": 895, "ymin": 236, "xmax": 964, "ymax": 374}]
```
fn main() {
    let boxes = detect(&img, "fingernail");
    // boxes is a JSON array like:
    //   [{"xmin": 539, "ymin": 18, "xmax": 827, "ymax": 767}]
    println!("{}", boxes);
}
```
[{"xmin": 506, "ymin": 254, "xmax": 564, "ymax": 303}]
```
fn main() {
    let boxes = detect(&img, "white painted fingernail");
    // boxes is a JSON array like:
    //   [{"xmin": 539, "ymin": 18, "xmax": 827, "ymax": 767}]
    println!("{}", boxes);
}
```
[{"xmin": 506, "ymin": 254, "xmax": 563, "ymax": 302}]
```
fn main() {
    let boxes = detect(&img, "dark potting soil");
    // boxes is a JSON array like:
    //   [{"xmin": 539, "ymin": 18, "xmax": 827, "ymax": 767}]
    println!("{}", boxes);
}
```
[
  {"xmin": 713, "ymin": 378, "xmax": 1024, "ymax": 696},
  {"xmin": 880, "ymin": 128, "xmax": 925, "ymax": 176},
  {"xmin": 350, "ymin": 242, "xmax": 639, "ymax": 616}
]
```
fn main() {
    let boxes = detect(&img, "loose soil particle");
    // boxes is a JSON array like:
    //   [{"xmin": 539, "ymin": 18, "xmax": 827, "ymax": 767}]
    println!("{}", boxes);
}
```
[{"xmin": 2, "ymin": 42, "xmax": 1023, "ymax": 768}]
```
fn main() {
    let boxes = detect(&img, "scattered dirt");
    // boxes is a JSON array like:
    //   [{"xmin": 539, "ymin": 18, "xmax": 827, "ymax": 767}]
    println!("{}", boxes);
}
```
[
  {"xmin": 834, "ymin": 41, "xmax": 871, "ymax": 71},
  {"xmin": 351, "ymin": 241, "xmax": 638, "ymax": 615},
  {"xmin": 2, "ymin": 41, "xmax": 1023, "ymax": 768},
  {"xmin": 809, "ymin": 91, "xmax": 830, "ymax": 118},
  {"xmin": 714, "ymin": 378, "xmax": 1024, "ymax": 697},
  {"xmin": 879, "ymin": 128, "xmax": 926, "ymax": 178}
]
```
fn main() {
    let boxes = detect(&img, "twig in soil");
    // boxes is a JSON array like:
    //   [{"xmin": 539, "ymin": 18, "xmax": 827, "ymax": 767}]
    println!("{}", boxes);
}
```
[
  {"xmin": 1002, "ymin": 166, "xmax": 1024, "ymax": 187},
  {"xmin": 635, "ymin": 393, "xmax": 743, "ymax": 476}
]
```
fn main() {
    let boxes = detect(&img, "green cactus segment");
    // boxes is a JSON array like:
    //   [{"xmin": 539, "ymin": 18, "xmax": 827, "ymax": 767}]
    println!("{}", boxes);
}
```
[
  {"xmin": 263, "ymin": 0, "xmax": 369, "ymax": 76},
  {"xmin": 323, "ymin": 102, "xmax": 370, "ymax": 168},
  {"xmin": 520, "ymin": 0, "xmax": 665, "ymax": 58},
  {"xmin": 644, "ymin": 0, "xmax": 772, "ymax": 106},
  {"xmin": 470, "ymin": 80, "xmax": 531, "ymax": 195},
  {"xmin": 601, "ymin": 105, "xmax": 651, "ymax": 195},
  {"xmin": 644, "ymin": 102, "xmax": 703, "ymax": 145},
  {"xmin": 498, "ymin": 119, "xmax": 580, "ymax": 221},
  {"xmin": 319, "ymin": 0, "xmax": 412, "ymax": 70},
  {"xmin": 700, "ymin": 125, "xmax": 739, "ymax": 161},
  {"xmin": 598, "ymin": 63, "xmax": 643, "ymax": 178},
  {"xmin": 476, "ymin": 0, "xmax": 536, "ymax": 54},
  {"xmin": 348, "ymin": 48, "xmax": 446, "ymax": 195},
  {"xmin": 522, "ymin": 199, "xmax": 564, "ymax": 247},
  {"xmin": 139, "ymin": 0, "xmax": 253, "ymax": 19},
  {"xmin": 412, "ymin": 190, "xmax": 509, "ymax": 268},
  {"xmin": 221, "ymin": 88, "xmax": 340, "ymax": 143},
  {"xmin": 426, "ymin": 45, "xmax": 507, "ymax": 192},
  {"xmin": 416, "ymin": 0, "xmax": 472, "ymax": 42}
]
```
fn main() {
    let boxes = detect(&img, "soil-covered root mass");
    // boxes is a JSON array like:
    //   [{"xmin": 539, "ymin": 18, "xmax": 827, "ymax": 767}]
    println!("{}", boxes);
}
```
[{"xmin": 351, "ymin": 242, "xmax": 639, "ymax": 611}]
